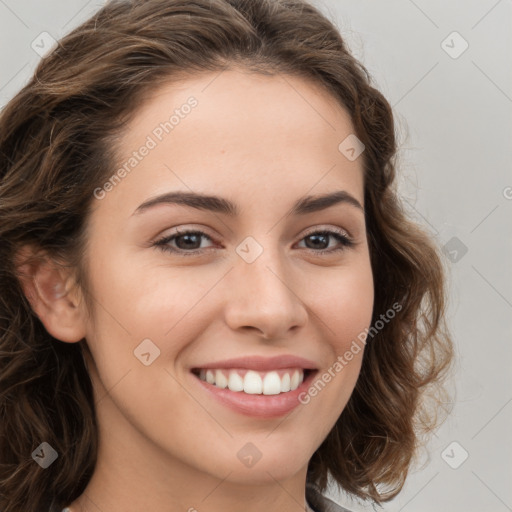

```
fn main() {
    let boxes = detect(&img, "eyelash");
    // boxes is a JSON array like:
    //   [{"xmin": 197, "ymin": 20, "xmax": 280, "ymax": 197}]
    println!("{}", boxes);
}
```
[{"xmin": 153, "ymin": 227, "xmax": 355, "ymax": 257}]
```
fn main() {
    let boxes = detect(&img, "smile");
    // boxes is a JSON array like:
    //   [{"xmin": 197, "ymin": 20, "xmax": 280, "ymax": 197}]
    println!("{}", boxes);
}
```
[
  {"xmin": 188, "ymin": 354, "xmax": 318, "ymax": 417},
  {"xmin": 193, "ymin": 368, "xmax": 309, "ymax": 395}
]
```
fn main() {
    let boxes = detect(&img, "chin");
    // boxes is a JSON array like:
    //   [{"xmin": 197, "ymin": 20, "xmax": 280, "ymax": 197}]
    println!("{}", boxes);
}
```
[{"xmin": 208, "ymin": 443, "xmax": 312, "ymax": 483}]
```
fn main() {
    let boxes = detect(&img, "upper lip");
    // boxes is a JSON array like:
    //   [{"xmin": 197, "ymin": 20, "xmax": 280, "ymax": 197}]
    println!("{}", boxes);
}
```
[{"xmin": 191, "ymin": 355, "xmax": 318, "ymax": 372}]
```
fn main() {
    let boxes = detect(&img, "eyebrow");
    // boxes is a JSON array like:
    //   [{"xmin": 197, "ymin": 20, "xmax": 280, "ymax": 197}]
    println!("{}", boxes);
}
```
[{"xmin": 131, "ymin": 190, "xmax": 364, "ymax": 217}]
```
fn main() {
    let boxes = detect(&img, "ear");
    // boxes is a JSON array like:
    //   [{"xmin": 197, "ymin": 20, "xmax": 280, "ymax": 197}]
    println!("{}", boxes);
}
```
[{"xmin": 14, "ymin": 244, "xmax": 87, "ymax": 343}]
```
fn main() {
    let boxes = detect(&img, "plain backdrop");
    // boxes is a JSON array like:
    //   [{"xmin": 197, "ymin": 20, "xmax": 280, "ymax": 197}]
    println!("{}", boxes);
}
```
[{"xmin": 0, "ymin": 1, "xmax": 511, "ymax": 511}]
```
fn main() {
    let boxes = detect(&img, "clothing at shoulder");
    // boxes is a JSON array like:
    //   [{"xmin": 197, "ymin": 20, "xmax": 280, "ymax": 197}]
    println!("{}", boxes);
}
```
[{"xmin": 306, "ymin": 483, "xmax": 354, "ymax": 512}]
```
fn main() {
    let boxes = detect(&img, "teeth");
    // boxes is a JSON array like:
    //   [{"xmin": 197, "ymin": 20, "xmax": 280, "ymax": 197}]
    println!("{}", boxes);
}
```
[
  {"xmin": 215, "ymin": 370, "xmax": 228, "ymax": 389},
  {"xmin": 228, "ymin": 371, "xmax": 244, "ymax": 392},
  {"xmin": 244, "ymin": 370, "xmax": 262, "ymax": 394},
  {"xmin": 281, "ymin": 373, "xmax": 291, "ymax": 392},
  {"xmin": 262, "ymin": 371, "xmax": 281, "ymax": 395},
  {"xmin": 290, "ymin": 370, "xmax": 300, "ymax": 391},
  {"xmin": 196, "ymin": 368, "xmax": 306, "ymax": 395}
]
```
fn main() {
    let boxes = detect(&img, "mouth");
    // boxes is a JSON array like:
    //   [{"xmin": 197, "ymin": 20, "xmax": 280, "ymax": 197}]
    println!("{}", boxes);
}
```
[
  {"xmin": 188, "ymin": 354, "xmax": 319, "ymax": 417},
  {"xmin": 191, "ymin": 367, "xmax": 315, "ymax": 395}
]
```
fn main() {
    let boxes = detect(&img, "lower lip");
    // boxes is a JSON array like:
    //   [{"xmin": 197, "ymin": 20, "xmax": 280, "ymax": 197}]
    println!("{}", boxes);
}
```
[{"xmin": 191, "ymin": 371, "xmax": 317, "ymax": 418}]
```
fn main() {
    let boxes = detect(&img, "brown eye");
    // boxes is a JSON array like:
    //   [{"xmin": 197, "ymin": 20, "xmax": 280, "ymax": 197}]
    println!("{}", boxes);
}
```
[
  {"xmin": 153, "ymin": 229, "xmax": 215, "ymax": 256},
  {"xmin": 297, "ymin": 229, "xmax": 354, "ymax": 254},
  {"xmin": 153, "ymin": 227, "xmax": 355, "ymax": 257}
]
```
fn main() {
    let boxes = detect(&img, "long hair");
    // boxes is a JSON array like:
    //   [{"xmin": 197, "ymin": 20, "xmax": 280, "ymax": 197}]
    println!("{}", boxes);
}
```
[{"xmin": 0, "ymin": 1, "xmax": 454, "ymax": 510}]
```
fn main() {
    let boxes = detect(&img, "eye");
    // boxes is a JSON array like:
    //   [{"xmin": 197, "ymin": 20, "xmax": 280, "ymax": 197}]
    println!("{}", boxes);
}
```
[
  {"xmin": 153, "ymin": 228, "xmax": 216, "ymax": 256},
  {"xmin": 295, "ymin": 228, "xmax": 355, "ymax": 254},
  {"xmin": 152, "ymin": 227, "xmax": 355, "ymax": 256}
]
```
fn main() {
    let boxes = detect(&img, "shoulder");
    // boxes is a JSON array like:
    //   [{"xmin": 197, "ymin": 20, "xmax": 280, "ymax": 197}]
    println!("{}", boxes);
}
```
[{"xmin": 306, "ymin": 483, "xmax": 354, "ymax": 512}]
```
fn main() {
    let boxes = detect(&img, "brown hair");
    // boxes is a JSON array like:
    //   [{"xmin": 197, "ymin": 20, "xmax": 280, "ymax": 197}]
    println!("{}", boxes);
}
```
[{"xmin": 0, "ymin": 0, "xmax": 454, "ymax": 510}]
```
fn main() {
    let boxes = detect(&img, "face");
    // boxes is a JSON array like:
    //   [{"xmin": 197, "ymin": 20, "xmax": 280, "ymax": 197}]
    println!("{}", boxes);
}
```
[{"xmin": 79, "ymin": 68, "xmax": 374, "ymax": 487}]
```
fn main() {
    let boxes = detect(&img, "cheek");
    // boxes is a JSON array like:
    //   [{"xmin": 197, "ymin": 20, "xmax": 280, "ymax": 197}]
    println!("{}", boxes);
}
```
[
  {"xmin": 311, "ymin": 258, "xmax": 374, "ymax": 348},
  {"xmin": 85, "ymin": 243, "xmax": 210, "ymax": 338},
  {"xmin": 331, "ymin": 277, "xmax": 374, "ymax": 353},
  {"xmin": 301, "ymin": 259, "xmax": 373, "ymax": 412}
]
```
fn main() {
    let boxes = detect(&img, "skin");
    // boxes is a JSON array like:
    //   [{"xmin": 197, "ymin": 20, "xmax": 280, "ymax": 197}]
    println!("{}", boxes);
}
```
[{"xmin": 17, "ymin": 67, "xmax": 374, "ymax": 512}]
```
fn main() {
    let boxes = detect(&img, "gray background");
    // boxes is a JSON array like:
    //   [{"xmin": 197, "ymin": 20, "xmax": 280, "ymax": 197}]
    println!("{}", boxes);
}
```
[{"xmin": 1, "ymin": 1, "xmax": 511, "ymax": 511}]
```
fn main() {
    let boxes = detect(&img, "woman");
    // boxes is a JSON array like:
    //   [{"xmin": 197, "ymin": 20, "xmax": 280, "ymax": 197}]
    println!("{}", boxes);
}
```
[{"xmin": 0, "ymin": 1, "xmax": 453, "ymax": 511}]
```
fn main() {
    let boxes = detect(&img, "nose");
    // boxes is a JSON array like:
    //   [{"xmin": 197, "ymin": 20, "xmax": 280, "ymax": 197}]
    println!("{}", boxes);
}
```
[{"xmin": 223, "ymin": 245, "xmax": 308, "ymax": 340}]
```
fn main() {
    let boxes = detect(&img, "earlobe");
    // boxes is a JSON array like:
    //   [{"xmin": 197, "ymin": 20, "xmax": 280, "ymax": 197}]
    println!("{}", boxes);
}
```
[{"xmin": 14, "ymin": 245, "xmax": 87, "ymax": 343}]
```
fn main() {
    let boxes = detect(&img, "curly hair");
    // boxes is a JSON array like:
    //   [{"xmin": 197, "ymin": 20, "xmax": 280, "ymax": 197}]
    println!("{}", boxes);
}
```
[{"xmin": 0, "ymin": 0, "xmax": 454, "ymax": 510}]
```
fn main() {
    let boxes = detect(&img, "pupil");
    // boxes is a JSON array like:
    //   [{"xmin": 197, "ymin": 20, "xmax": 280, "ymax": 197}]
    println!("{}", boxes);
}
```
[
  {"xmin": 179, "ymin": 234, "xmax": 199, "ymax": 249},
  {"xmin": 308, "ymin": 234, "xmax": 327, "ymax": 249}
]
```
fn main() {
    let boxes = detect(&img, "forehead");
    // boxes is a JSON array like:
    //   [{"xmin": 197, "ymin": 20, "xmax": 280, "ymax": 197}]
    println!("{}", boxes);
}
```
[
  {"xmin": 125, "ymin": 67, "xmax": 355, "ymax": 144},
  {"xmin": 96, "ymin": 68, "xmax": 365, "ymax": 220}
]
